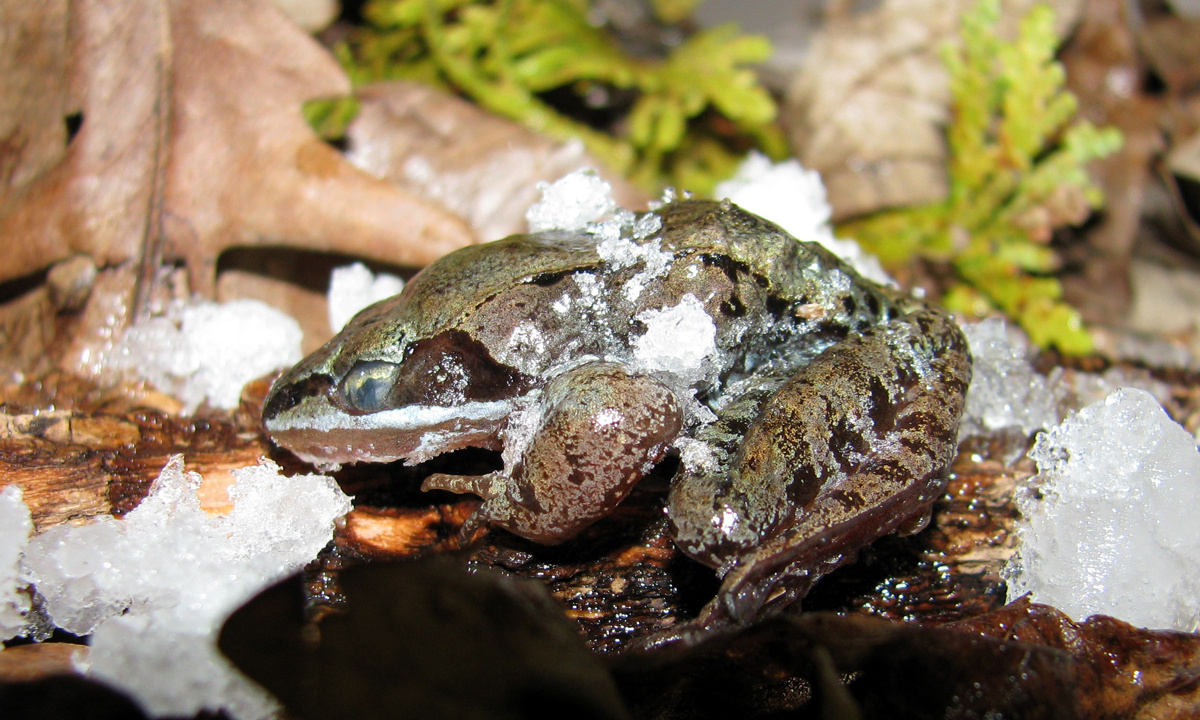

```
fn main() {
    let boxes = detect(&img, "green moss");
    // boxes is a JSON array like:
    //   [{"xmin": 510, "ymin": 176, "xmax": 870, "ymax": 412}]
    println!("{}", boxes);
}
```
[
  {"xmin": 841, "ymin": 0, "xmax": 1122, "ymax": 354},
  {"xmin": 338, "ymin": 0, "xmax": 786, "ymax": 194},
  {"xmin": 303, "ymin": 96, "xmax": 362, "ymax": 141}
]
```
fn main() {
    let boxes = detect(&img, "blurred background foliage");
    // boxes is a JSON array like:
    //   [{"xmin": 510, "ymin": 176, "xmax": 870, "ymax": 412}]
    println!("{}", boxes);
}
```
[
  {"xmin": 842, "ymin": 0, "xmax": 1122, "ymax": 354},
  {"xmin": 328, "ymin": 0, "xmax": 1121, "ymax": 353},
  {"xmin": 337, "ymin": 0, "xmax": 788, "ymax": 194}
]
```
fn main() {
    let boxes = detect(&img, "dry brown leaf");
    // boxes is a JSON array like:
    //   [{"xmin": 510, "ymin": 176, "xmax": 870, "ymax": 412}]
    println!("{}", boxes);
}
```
[
  {"xmin": 344, "ymin": 81, "xmax": 647, "ymax": 243},
  {"xmin": 0, "ymin": 0, "xmax": 162, "ymax": 285},
  {"xmin": 784, "ymin": 0, "xmax": 956, "ymax": 221},
  {"xmin": 1160, "ymin": 132, "xmax": 1200, "ymax": 263},
  {"xmin": 954, "ymin": 599, "xmax": 1200, "ymax": 720},
  {"xmin": 1138, "ymin": 12, "xmax": 1200, "ymax": 259},
  {"xmin": 0, "ymin": 644, "xmax": 87, "ymax": 683},
  {"xmin": 1057, "ymin": 0, "xmax": 1163, "ymax": 325},
  {"xmin": 162, "ymin": 0, "xmax": 476, "ymax": 294},
  {"xmin": 1138, "ymin": 14, "xmax": 1200, "ymax": 101},
  {"xmin": 783, "ymin": 0, "xmax": 1082, "ymax": 221},
  {"xmin": 223, "ymin": 80, "xmax": 649, "ymax": 351},
  {"xmin": 1170, "ymin": 132, "xmax": 1200, "ymax": 182},
  {"xmin": 0, "ymin": 0, "xmax": 476, "ymax": 300}
]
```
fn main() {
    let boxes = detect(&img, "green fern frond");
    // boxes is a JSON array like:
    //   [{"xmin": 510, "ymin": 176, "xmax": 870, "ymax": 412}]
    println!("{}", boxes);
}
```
[
  {"xmin": 844, "ymin": 0, "xmax": 1122, "ymax": 355},
  {"xmin": 341, "ymin": 0, "xmax": 784, "ymax": 193}
]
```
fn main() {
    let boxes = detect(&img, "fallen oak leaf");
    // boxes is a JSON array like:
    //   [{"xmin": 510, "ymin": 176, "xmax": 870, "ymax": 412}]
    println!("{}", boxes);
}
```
[
  {"xmin": 952, "ymin": 598, "xmax": 1200, "ymax": 720},
  {"xmin": 0, "ymin": 0, "xmax": 163, "ymax": 287},
  {"xmin": 783, "ymin": 0, "xmax": 1083, "ymax": 222},
  {"xmin": 163, "ymin": 0, "xmax": 477, "ymax": 295},
  {"xmin": 216, "ymin": 78, "xmax": 651, "ymax": 351},
  {"xmin": 220, "ymin": 557, "xmax": 632, "ymax": 720},
  {"xmin": 0, "ymin": 0, "xmax": 476, "ymax": 303},
  {"xmin": 344, "ymin": 80, "xmax": 648, "ymax": 243}
]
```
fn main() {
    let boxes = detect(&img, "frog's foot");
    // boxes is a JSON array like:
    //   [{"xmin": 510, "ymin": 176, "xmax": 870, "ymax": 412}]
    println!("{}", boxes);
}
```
[
  {"xmin": 422, "ymin": 471, "xmax": 500, "ymax": 497},
  {"xmin": 703, "ymin": 492, "xmax": 928, "ymax": 627},
  {"xmin": 424, "ymin": 362, "xmax": 683, "ymax": 545},
  {"xmin": 422, "ymin": 471, "xmax": 504, "ymax": 543},
  {"xmin": 668, "ymin": 308, "xmax": 972, "ymax": 632}
]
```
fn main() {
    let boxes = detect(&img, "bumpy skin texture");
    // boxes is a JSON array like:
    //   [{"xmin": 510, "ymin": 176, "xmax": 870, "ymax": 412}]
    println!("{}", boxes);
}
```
[
  {"xmin": 667, "ymin": 309, "xmax": 971, "ymax": 634},
  {"xmin": 262, "ymin": 199, "xmax": 973, "ymax": 639},
  {"xmin": 423, "ymin": 363, "xmax": 683, "ymax": 543}
]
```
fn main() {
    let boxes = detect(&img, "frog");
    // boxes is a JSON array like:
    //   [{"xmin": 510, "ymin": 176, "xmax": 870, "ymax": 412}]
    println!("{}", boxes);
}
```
[{"xmin": 262, "ymin": 198, "xmax": 972, "ymax": 640}]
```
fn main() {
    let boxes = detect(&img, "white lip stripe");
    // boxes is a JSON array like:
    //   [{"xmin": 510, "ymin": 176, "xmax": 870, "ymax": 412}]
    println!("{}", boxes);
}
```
[{"xmin": 265, "ymin": 399, "xmax": 513, "ymax": 434}]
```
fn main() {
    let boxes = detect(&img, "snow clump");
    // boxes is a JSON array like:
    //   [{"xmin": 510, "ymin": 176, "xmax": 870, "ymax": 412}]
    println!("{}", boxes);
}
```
[
  {"xmin": 327, "ymin": 262, "xmax": 405, "ymax": 331},
  {"xmin": 633, "ymin": 294, "xmax": 718, "ymax": 386},
  {"xmin": 18, "ymin": 456, "xmax": 352, "ymax": 719},
  {"xmin": 1004, "ymin": 388, "xmax": 1200, "ymax": 632},
  {"xmin": 112, "ymin": 299, "xmax": 303, "ymax": 413},
  {"xmin": 958, "ymin": 318, "xmax": 1065, "ymax": 439},
  {"xmin": 0, "ymin": 485, "xmax": 33, "ymax": 641},
  {"xmin": 715, "ymin": 152, "xmax": 892, "ymax": 285},
  {"xmin": 525, "ymin": 169, "xmax": 617, "ymax": 232}
]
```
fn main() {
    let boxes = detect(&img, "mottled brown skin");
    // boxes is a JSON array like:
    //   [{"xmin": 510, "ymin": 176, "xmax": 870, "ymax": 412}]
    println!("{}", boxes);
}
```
[
  {"xmin": 665, "ymin": 309, "xmax": 972, "ymax": 638},
  {"xmin": 424, "ymin": 363, "xmax": 682, "ymax": 543},
  {"xmin": 262, "ymin": 199, "xmax": 973, "ymax": 639}
]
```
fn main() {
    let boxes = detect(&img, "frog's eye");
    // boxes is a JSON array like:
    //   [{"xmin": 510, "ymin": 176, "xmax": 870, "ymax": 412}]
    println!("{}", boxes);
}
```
[{"xmin": 338, "ymin": 360, "xmax": 402, "ymax": 414}]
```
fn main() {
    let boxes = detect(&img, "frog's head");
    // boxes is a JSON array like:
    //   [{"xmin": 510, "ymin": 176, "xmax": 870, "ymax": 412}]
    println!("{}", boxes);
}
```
[{"xmin": 262, "ymin": 297, "xmax": 532, "ymax": 469}]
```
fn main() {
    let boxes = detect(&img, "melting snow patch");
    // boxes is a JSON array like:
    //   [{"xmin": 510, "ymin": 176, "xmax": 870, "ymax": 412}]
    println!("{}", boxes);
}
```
[
  {"xmin": 959, "ymin": 318, "xmax": 1064, "ymax": 438},
  {"xmin": 112, "ymin": 299, "xmax": 302, "ymax": 413},
  {"xmin": 19, "ymin": 456, "xmax": 352, "ymax": 719},
  {"xmin": 500, "ymin": 321, "xmax": 549, "ymax": 375},
  {"xmin": 1004, "ymin": 388, "xmax": 1200, "ymax": 632},
  {"xmin": 676, "ymin": 437, "xmax": 720, "ymax": 475},
  {"xmin": 634, "ymin": 294, "xmax": 717, "ymax": 384},
  {"xmin": 526, "ymin": 168, "xmax": 616, "ymax": 232},
  {"xmin": 716, "ymin": 152, "xmax": 891, "ymax": 285},
  {"xmin": 0, "ymin": 485, "xmax": 32, "ymax": 641},
  {"xmin": 328, "ymin": 262, "xmax": 405, "ymax": 331}
]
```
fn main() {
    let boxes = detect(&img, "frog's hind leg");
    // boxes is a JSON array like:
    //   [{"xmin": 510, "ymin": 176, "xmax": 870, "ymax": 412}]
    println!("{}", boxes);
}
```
[
  {"xmin": 424, "ymin": 362, "xmax": 683, "ymax": 545},
  {"xmin": 669, "ymin": 308, "xmax": 972, "ymax": 635}
]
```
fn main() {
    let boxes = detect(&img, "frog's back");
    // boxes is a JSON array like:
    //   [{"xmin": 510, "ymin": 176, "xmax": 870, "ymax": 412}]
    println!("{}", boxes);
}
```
[
  {"xmin": 387, "ymin": 200, "xmax": 903, "ymax": 373},
  {"xmin": 657, "ymin": 200, "xmax": 804, "ymax": 283},
  {"xmin": 657, "ymin": 199, "xmax": 904, "ymax": 327},
  {"xmin": 397, "ymin": 231, "xmax": 602, "ymax": 336}
]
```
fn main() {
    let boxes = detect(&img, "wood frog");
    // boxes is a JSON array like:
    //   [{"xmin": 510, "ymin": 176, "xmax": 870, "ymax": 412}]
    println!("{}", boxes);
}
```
[{"xmin": 262, "ymin": 199, "xmax": 972, "ymax": 641}]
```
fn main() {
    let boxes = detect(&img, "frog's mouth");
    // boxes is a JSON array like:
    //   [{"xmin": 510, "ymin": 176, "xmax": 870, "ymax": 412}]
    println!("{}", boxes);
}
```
[{"xmin": 263, "ymin": 390, "xmax": 512, "ymax": 469}]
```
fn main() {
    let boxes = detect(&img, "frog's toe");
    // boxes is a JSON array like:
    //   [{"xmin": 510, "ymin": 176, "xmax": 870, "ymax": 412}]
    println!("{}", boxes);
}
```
[
  {"xmin": 455, "ymin": 504, "xmax": 494, "ymax": 547},
  {"xmin": 894, "ymin": 507, "xmax": 934, "ymax": 536},
  {"xmin": 422, "ymin": 471, "xmax": 502, "ymax": 498}
]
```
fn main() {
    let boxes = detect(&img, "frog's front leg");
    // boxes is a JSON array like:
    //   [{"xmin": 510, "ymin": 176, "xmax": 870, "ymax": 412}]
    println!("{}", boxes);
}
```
[
  {"xmin": 668, "ymin": 308, "xmax": 971, "ymax": 633},
  {"xmin": 424, "ymin": 362, "xmax": 683, "ymax": 544}
]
